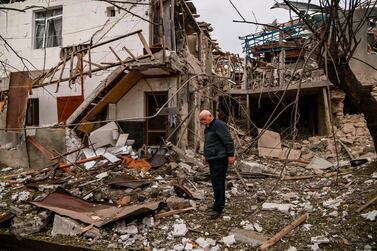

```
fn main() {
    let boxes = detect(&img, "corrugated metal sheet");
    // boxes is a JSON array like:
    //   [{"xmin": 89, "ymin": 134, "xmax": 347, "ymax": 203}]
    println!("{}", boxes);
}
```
[{"xmin": 31, "ymin": 187, "xmax": 161, "ymax": 227}]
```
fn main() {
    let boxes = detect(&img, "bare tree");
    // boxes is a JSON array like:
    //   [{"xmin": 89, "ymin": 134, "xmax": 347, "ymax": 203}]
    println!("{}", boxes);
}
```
[{"xmin": 282, "ymin": 0, "xmax": 377, "ymax": 148}]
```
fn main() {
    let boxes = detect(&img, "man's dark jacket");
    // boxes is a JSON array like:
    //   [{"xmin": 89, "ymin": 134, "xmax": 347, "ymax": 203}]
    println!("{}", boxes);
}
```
[{"xmin": 204, "ymin": 119, "xmax": 235, "ymax": 160}]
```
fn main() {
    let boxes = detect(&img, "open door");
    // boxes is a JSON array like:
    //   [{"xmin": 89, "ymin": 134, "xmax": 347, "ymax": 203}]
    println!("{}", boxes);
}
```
[{"xmin": 145, "ymin": 92, "xmax": 168, "ymax": 145}]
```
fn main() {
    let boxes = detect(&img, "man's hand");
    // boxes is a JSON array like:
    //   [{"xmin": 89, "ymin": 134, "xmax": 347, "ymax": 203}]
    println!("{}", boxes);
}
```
[
  {"xmin": 202, "ymin": 157, "xmax": 207, "ymax": 166},
  {"xmin": 228, "ymin": 156, "xmax": 236, "ymax": 165}
]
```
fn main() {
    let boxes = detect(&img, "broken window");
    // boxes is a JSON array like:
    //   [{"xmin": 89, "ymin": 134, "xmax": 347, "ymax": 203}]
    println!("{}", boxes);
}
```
[
  {"xmin": 34, "ymin": 7, "xmax": 63, "ymax": 49},
  {"xmin": 106, "ymin": 6, "xmax": 116, "ymax": 17},
  {"xmin": 367, "ymin": 17, "xmax": 377, "ymax": 54},
  {"xmin": 25, "ymin": 98, "xmax": 39, "ymax": 126}
]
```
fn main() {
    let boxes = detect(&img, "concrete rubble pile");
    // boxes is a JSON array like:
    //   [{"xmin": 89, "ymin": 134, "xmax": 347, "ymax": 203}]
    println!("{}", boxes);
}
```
[{"xmin": 0, "ymin": 126, "xmax": 376, "ymax": 251}]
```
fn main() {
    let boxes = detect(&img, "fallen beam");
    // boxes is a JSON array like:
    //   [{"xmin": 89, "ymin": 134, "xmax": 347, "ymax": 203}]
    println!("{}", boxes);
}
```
[
  {"xmin": 281, "ymin": 171, "xmax": 353, "ymax": 181},
  {"xmin": 259, "ymin": 213, "xmax": 308, "ymax": 250},
  {"xmin": 0, "ymin": 168, "xmax": 50, "ymax": 180},
  {"xmin": 155, "ymin": 207, "xmax": 195, "ymax": 219},
  {"xmin": 356, "ymin": 194, "xmax": 377, "ymax": 213},
  {"xmin": 59, "ymin": 156, "xmax": 102, "ymax": 169}
]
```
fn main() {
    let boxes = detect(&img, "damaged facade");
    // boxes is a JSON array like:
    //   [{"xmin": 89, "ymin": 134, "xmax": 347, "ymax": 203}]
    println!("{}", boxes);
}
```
[
  {"xmin": 0, "ymin": 0, "xmax": 221, "ymax": 168},
  {"xmin": 217, "ymin": 7, "xmax": 377, "ymax": 160},
  {"xmin": 0, "ymin": 1, "xmax": 376, "ymax": 251}
]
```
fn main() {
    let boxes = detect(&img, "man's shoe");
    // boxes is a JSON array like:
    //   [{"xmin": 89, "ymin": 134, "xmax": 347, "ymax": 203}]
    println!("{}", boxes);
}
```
[
  {"xmin": 207, "ymin": 210, "xmax": 222, "ymax": 219},
  {"xmin": 206, "ymin": 205, "xmax": 214, "ymax": 211}
]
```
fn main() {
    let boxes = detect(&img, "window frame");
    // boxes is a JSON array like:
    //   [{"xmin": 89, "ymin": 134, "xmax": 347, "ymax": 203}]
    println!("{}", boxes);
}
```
[
  {"xmin": 25, "ymin": 98, "xmax": 39, "ymax": 126},
  {"xmin": 33, "ymin": 6, "xmax": 63, "ymax": 49}
]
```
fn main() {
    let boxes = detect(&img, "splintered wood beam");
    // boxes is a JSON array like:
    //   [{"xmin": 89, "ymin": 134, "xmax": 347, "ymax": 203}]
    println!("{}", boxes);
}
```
[
  {"xmin": 356, "ymin": 194, "xmax": 377, "ymax": 213},
  {"xmin": 259, "ymin": 213, "xmax": 308, "ymax": 250},
  {"xmin": 123, "ymin": 46, "xmax": 138, "ymax": 61},
  {"xmin": 83, "ymin": 59, "xmax": 105, "ymax": 70},
  {"xmin": 50, "ymin": 146, "xmax": 86, "ymax": 161},
  {"xmin": 155, "ymin": 207, "xmax": 195, "ymax": 219},
  {"xmin": 109, "ymin": 46, "xmax": 126, "ymax": 67},
  {"xmin": 137, "ymin": 32, "xmax": 155, "ymax": 60},
  {"xmin": 69, "ymin": 49, "xmax": 75, "ymax": 86},
  {"xmin": 32, "ymin": 29, "xmax": 143, "ymax": 86},
  {"xmin": 34, "ymin": 54, "xmax": 152, "ymax": 88},
  {"xmin": 27, "ymin": 136, "xmax": 55, "ymax": 160},
  {"xmin": 55, "ymin": 52, "xmax": 67, "ymax": 93},
  {"xmin": 88, "ymin": 46, "xmax": 92, "ymax": 78},
  {"xmin": 49, "ymin": 59, "xmax": 61, "ymax": 84},
  {"xmin": 59, "ymin": 156, "xmax": 103, "ymax": 169}
]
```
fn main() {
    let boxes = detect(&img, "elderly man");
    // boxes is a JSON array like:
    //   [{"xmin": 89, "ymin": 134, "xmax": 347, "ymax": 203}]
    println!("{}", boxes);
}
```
[{"xmin": 199, "ymin": 110, "xmax": 235, "ymax": 219}]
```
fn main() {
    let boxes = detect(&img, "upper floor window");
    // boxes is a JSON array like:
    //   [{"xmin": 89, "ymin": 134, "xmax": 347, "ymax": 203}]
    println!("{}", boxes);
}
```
[{"xmin": 34, "ymin": 7, "xmax": 62, "ymax": 49}]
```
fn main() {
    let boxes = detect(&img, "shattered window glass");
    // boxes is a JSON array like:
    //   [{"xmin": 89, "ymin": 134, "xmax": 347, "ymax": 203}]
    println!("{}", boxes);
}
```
[{"xmin": 34, "ymin": 7, "xmax": 63, "ymax": 49}]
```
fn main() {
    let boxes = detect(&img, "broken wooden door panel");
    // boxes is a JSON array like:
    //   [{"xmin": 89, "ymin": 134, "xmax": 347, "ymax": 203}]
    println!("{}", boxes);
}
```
[
  {"xmin": 145, "ymin": 92, "xmax": 168, "ymax": 145},
  {"xmin": 57, "ymin": 96, "xmax": 83, "ymax": 123},
  {"xmin": 6, "ymin": 72, "xmax": 31, "ymax": 131}
]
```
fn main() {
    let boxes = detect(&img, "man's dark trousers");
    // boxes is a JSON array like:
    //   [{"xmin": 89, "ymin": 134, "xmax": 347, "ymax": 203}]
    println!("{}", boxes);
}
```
[{"xmin": 208, "ymin": 157, "xmax": 228, "ymax": 212}]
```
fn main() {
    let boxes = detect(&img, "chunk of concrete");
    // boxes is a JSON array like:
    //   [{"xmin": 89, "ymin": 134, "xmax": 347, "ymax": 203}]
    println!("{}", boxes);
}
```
[
  {"xmin": 323, "ymin": 198, "xmax": 342, "ymax": 209},
  {"xmin": 361, "ymin": 210, "xmax": 377, "ymax": 221},
  {"xmin": 239, "ymin": 161, "xmax": 267, "ymax": 174},
  {"xmin": 222, "ymin": 234, "xmax": 236, "ymax": 246},
  {"xmin": 115, "ymin": 134, "xmax": 129, "ymax": 147},
  {"xmin": 307, "ymin": 156, "xmax": 333, "ymax": 171},
  {"xmin": 231, "ymin": 229, "xmax": 268, "ymax": 247},
  {"xmin": 172, "ymin": 223, "xmax": 188, "ymax": 237},
  {"xmin": 51, "ymin": 215, "xmax": 100, "ymax": 238},
  {"xmin": 262, "ymin": 202, "xmax": 292, "ymax": 213},
  {"xmin": 102, "ymin": 152, "xmax": 120, "ymax": 163},
  {"xmin": 166, "ymin": 197, "xmax": 192, "ymax": 210},
  {"xmin": 51, "ymin": 214, "xmax": 82, "ymax": 236},
  {"xmin": 89, "ymin": 122, "xmax": 118, "ymax": 148}
]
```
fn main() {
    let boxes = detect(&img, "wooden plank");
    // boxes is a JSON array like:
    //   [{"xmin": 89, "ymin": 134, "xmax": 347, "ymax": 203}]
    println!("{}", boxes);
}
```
[
  {"xmin": 123, "ymin": 46, "xmax": 138, "ymax": 61},
  {"xmin": 50, "ymin": 146, "xmax": 86, "ymax": 161},
  {"xmin": 59, "ymin": 156, "xmax": 102, "ymax": 169},
  {"xmin": 155, "ymin": 207, "xmax": 195, "ymax": 219},
  {"xmin": 138, "ymin": 32, "xmax": 155, "ymax": 60},
  {"xmin": 69, "ymin": 49, "xmax": 75, "ymax": 86},
  {"xmin": 88, "ymin": 46, "xmax": 92, "ymax": 78},
  {"xmin": 35, "ymin": 54, "xmax": 151, "ymax": 88},
  {"xmin": 6, "ymin": 72, "xmax": 31, "ymax": 131},
  {"xmin": 27, "ymin": 136, "xmax": 55, "ymax": 160},
  {"xmin": 259, "ymin": 213, "xmax": 308, "ymax": 250},
  {"xmin": 0, "ymin": 168, "xmax": 50, "ymax": 180},
  {"xmin": 356, "ymin": 194, "xmax": 377, "ymax": 213},
  {"xmin": 76, "ymin": 70, "xmax": 143, "ymax": 133},
  {"xmin": 55, "ymin": 52, "xmax": 67, "ymax": 93},
  {"xmin": 109, "ymin": 46, "xmax": 126, "ymax": 67}
]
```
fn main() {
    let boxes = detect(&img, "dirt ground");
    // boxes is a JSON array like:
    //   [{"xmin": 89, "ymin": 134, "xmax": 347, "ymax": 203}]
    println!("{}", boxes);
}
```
[{"xmin": 0, "ymin": 157, "xmax": 376, "ymax": 251}]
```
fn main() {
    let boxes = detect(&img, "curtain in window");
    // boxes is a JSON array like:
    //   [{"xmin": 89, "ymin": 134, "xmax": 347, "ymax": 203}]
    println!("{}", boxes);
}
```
[
  {"xmin": 46, "ymin": 17, "xmax": 62, "ymax": 47},
  {"xmin": 34, "ymin": 8, "xmax": 62, "ymax": 49},
  {"xmin": 35, "ymin": 21, "xmax": 45, "ymax": 49}
]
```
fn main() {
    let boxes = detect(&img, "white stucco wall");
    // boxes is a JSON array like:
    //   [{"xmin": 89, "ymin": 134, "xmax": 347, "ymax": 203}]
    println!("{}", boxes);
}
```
[
  {"xmin": 116, "ymin": 77, "xmax": 178, "ymax": 121},
  {"xmin": 0, "ymin": 0, "xmax": 150, "ymax": 125}
]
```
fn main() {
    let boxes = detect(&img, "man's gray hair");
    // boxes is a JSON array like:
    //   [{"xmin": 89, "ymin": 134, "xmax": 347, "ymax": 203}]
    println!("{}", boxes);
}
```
[{"xmin": 199, "ymin": 110, "xmax": 212, "ymax": 117}]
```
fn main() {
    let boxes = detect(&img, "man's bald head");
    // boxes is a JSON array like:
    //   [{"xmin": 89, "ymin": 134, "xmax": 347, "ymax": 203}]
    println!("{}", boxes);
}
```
[{"xmin": 199, "ymin": 110, "xmax": 213, "ymax": 125}]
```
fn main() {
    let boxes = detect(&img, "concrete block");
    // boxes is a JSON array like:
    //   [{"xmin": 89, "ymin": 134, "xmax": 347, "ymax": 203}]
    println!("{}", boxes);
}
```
[
  {"xmin": 172, "ymin": 223, "xmax": 188, "ymax": 237},
  {"xmin": 51, "ymin": 214, "xmax": 82, "ymax": 236},
  {"xmin": 115, "ymin": 134, "xmax": 129, "ymax": 147},
  {"xmin": 231, "ymin": 229, "xmax": 268, "ymax": 247},
  {"xmin": 89, "ymin": 122, "xmax": 118, "ymax": 148},
  {"xmin": 166, "ymin": 197, "xmax": 191, "ymax": 210},
  {"xmin": 262, "ymin": 202, "xmax": 292, "ymax": 213}
]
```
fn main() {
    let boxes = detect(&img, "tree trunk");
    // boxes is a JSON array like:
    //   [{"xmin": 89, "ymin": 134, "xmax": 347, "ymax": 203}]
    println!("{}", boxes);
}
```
[{"xmin": 327, "ymin": 61, "xmax": 377, "ymax": 149}]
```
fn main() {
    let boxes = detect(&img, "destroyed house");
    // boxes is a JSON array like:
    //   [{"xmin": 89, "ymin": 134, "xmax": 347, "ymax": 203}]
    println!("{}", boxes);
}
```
[
  {"xmin": 221, "ymin": 6, "xmax": 377, "ymax": 149},
  {"xmin": 0, "ymin": 0, "xmax": 221, "ymax": 168}
]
